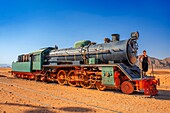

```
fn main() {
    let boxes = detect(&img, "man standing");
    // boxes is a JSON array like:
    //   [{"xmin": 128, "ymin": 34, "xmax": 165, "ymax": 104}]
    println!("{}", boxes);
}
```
[{"xmin": 139, "ymin": 50, "xmax": 150, "ymax": 76}]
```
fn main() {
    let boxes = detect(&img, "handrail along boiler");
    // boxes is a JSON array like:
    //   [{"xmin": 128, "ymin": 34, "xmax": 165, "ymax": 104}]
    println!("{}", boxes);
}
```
[{"xmin": 12, "ymin": 32, "xmax": 159, "ymax": 95}]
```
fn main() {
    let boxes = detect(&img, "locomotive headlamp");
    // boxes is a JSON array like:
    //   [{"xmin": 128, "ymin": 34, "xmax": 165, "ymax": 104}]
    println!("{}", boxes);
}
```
[{"xmin": 131, "ymin": 31, "xmax": 139, "ymax": 40}]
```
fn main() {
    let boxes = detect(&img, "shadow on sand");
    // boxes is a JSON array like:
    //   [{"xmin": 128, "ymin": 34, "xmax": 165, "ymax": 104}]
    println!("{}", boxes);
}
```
[
  {"xmin": 24, "ymin": 108, "xmax": 56, "ymax": 113},
  {"xmin": 0, "ymin": 102, "xmax": 95, "ymax": 113},
  {"xmin": 0, "ymin": 75, "xmax": 7, "ymax": 77},
  {"xmin": 91, "ymin": 87, "xmax": 170, "ymax": 100},
  {"xmin": 154, "ymin": 89, "xmax": 170, "ymax": 100},
  {"xmin": 58, "ymin": 106, "xmax": 94, "ymax": 112}
]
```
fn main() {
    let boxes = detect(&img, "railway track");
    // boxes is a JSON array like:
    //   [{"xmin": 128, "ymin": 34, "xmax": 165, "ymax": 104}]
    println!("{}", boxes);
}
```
[{"xmin": 0, "ymin": 77, "xmax": 122, "ymax": 113}]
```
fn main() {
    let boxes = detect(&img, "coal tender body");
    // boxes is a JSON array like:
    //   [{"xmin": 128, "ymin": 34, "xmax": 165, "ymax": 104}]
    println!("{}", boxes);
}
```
[{"xmin": 12, "ymin": 32, "xmax": 159, "ymax": 96}]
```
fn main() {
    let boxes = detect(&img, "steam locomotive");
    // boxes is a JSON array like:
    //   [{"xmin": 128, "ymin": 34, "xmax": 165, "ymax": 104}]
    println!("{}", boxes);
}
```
[{"xmin": 12, "ymin": 32, "xmax": 159, "ymax": 95}]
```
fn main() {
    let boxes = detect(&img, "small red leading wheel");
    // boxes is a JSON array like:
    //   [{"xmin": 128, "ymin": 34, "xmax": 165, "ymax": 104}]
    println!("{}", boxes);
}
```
[{"xmin": 121, "ymin": 81, "xmax": 134, "ymax": 94}]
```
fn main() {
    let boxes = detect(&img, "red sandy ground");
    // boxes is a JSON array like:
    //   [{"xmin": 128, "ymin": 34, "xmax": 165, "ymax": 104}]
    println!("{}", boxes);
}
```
[{"xmin": 0, "ymin": 68, "xmax": 170, "ymax": 113}]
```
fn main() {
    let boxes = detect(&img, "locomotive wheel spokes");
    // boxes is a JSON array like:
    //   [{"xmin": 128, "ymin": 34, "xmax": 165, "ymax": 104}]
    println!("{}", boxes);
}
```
[
  {"xmin": 21, "ymin": 75, "xmax": 24, "ymax": 78},
  {"xmin": 89, "ymin": 75, "xmax": 96, "ymax": 84},
  {"xmin": 29, "ymin": 74, "xmax": 35, "ymax": 80},
  {"xmin": 28, "ymin": 75, "xmax": 31, "ymax": 80},
  {"xmin": 40, "ymin": 75, "xmax": 47, "ymax": 82},
  {"xmin": 25, "ymin": 75, "xmax": 28, "ymax": 79},
  {"xmin": 57, "ymin": 70, "xmax": 67, "ymax": 85},
  {"xmin": 17, "ymin": 74, "xmax": 21, "ymax": 78},
  {"xmin": 67, "ymin": 70, "xmax": 77, "ymax": 87},
  {"xmin": 96, "ymin": 82, "xmax": 106, "ymax": 91},
  {"xmin": 35, "ymin": 75, "xmax": 41, "ymax": 81},
  {"xmin": 121, "ymin": 81, "xmax": 134, "ymax": 94},
  {"xmin": 80, "ymin": 74, "xmax": 92, "ymax": 89}
]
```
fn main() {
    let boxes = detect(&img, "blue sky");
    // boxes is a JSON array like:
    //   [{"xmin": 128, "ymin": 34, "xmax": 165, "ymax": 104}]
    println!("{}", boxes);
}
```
[{"xmin": 0, "ymin": 0, "xmax": 170, "ymax": 64}]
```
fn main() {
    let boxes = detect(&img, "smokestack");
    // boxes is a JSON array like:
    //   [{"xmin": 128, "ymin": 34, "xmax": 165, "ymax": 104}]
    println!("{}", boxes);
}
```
[{"xmin": 112, "ymin": 34, "xmax": 120, "ymax": 41}]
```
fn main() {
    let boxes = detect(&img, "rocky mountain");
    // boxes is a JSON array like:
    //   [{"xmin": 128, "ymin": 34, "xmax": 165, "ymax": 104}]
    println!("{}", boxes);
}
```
[
  {"xmin": 151, "ymin": 57, "xmax": 170, "ymax": 69},
  {"xmin": 138, "ymin": 56, "xmax": 170, "ymax": 69}
]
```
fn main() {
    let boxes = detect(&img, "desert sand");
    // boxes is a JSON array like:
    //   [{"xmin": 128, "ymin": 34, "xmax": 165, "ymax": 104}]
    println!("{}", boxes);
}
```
[{"xmin": 0, "ymin": 68, "xmax": 170, "ymax": 113}]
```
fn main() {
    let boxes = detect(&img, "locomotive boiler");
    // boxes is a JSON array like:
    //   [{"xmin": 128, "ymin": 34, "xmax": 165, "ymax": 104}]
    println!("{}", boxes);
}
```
[
  {"xmin": 12, "ymin": 31, "xmax": 159, "ymax": 96},
  {"xmin": 49, "ymin": 32, "xmax": 138, "ymax": 66}
]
